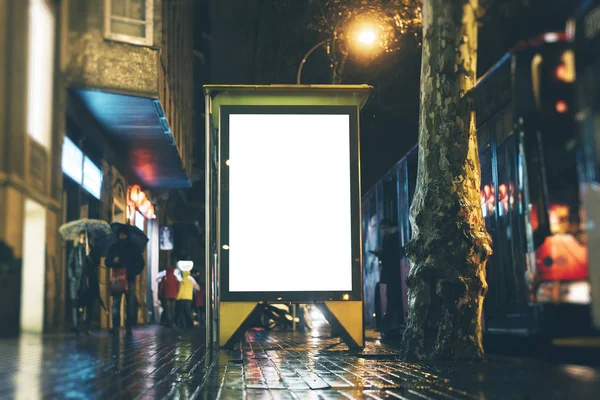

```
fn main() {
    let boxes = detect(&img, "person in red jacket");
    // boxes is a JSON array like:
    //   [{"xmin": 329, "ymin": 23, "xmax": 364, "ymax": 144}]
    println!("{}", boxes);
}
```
[
  {"xmin": 193, "ymin": 274, "xmax": 205, "ymax": 325},
  {"xmin": 159, "ymin": 266, "xmax": 179, "ymax": 328}
]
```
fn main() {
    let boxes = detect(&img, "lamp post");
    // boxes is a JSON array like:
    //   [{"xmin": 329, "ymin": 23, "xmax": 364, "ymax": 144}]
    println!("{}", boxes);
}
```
[
  {"xmin": 296, "ymin": 39, "xmax": 330, "ymax": 85},
  {"xmin": 296, "ymin": 25, "xmax": 379, "ymax": 85}
]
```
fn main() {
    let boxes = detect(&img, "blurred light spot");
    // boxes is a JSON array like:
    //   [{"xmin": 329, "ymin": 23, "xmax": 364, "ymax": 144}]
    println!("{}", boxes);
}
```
[
  {"xmin": 562, "ymin": 365, "xmax": 600, "ymax": 382},
  {"xmin": 358, "ymin": 29, "xmax": 377, "ymax": 46},
  {"xmin": 556, "ymin": 100, "xmax": 568, "ymax": 113},
  {"xmin": 544, "ymin": 32, "xmax": 560, "ymax": 42}
]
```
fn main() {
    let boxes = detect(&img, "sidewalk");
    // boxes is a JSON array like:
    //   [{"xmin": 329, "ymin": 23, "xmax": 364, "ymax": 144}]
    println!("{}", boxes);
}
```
[{"xmin": 0, "ymin": 326, "xmax": 599, "ymax": 399}]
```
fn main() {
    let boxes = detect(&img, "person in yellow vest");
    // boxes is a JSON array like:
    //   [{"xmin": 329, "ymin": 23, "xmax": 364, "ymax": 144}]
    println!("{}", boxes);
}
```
[{"xmin": 176, "ymin": 263, "xmax": 200, "ymax": 328}]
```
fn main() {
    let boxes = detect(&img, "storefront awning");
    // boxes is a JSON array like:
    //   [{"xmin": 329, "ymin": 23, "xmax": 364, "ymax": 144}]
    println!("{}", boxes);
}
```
[{"xmin": 73, "ymin": 88, "xmax": 191, "ymax": 189}]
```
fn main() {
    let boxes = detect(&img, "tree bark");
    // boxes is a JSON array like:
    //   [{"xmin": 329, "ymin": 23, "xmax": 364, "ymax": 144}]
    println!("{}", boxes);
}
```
[{"xmin": 401, "ymin": 0, "xmax": 492, "ymax": 361}]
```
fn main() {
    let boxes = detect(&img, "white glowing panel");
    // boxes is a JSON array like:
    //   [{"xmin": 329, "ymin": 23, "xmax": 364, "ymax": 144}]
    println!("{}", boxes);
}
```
[
  {"xmin": 27, "ymin": 0, "xmax": 55, "ymax": 150},
  {"xmin": 20, "ymin": 199, "xmax": 47, "ymax": 334},
  {"xmin": 135, "ymin": 211, "xmax": 145, "ymax": 231},
  {"xmin": 177, "ymin": 261, "xmax": 194, "ymax": 272},
  {"xmin": 62, "ymin": 137, "xmax": 83, "ymax": 183},
  {"xmin": 82, "ymin": 157, "xmax": 103, "ymax": 199},
  {"xmin": 228, "ymin": 114, "xmax": 353, "ymax": 292}
]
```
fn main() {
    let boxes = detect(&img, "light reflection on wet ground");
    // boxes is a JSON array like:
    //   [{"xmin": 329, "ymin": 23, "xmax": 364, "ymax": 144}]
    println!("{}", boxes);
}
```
[{"xmin": 0, "ymin": 326, "xmax": 599, "ymax": 399}]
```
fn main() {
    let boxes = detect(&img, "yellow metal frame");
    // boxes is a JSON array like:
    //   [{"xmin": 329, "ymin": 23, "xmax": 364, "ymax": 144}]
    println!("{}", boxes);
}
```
[
  {"xmin": 324, "ymin": 301, "xmax": 364, "ymax": 348},
  {"xmin": 219, "ymin": 302, "xmax": 260, "ymax": 348}
]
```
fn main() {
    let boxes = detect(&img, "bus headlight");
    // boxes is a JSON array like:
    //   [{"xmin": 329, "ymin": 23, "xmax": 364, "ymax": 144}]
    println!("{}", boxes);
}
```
[
  {"xmin": 536, "ymin": 281, "xmax": 591, "ymax": 304},
  {"xmin": 561, "ymin": 281, "xmax": 591, "ymax": 304}
]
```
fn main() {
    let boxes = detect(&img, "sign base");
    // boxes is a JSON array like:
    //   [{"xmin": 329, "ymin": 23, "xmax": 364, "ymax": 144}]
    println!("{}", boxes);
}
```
[
  {"xmin": 218, "ymin": 301, "xmax": 364, "ymax": 350},
  {"xmin": 318, "ymin": 301, "xmax": 364, "ymax": 349},
  {"xmin": 219, "ymin": 302, "xmax": 261, "ymax": 349}
]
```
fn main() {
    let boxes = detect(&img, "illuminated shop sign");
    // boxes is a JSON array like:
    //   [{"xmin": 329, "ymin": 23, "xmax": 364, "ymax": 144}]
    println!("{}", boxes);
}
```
[
  {"xmin": 160, "ymin": 226, "xmax": 174, "ymax": 250},
  {"xmin": 128, "ymin": 184, "xmax": 156, "ymax": 220},
  {"xmin": 134, "ymin": 211, "xmax": 145, "ymax": 231}
]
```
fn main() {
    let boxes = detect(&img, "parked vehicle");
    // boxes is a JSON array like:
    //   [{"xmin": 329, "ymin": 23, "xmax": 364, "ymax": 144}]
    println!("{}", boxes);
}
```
[
  {"xmin": 571, "ymin": 0, "xmax": 600, "ymax": 331},
  {"xmin": 363, "ymin": 31, "xmax": 593, "ymax": 338}
]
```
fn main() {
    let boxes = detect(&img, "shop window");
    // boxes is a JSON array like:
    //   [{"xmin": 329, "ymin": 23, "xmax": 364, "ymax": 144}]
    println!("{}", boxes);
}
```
[
  {"xmin": 104, "ymin": 0, "xmax": 153, "ymax": 46},
  {"xmin": 27, "ymin": 0, "xmax": 55, "ymax": 150}
]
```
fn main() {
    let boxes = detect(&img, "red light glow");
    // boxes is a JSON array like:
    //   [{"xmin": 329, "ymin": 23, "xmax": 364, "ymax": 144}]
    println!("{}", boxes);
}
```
[
  {"xmin": 556, "ymin": 100, "xmax": 569, "ymax": 113},
  {"xmin": 555, "ymin": 65, "xmax": 568, "ymax": 81}
]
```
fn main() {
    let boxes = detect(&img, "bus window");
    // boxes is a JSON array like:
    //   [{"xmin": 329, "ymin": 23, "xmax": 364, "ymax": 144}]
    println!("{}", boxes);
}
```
[
  {"xmin": 479, "ymin": 146, "xmax": 501, "ymax": 315},
  {"xmin": 397, "ymin": 162, "xmax": 410, "ymax": 248},
  {"xmin": 480, "ymin": 145, "xmax": 494, "ymax": 220},
  {"xmin": 383, "ymin": 171, "xmax": 399, "ymax": 225},
  {"xmin": 407, "ymin": 149, "xmax": 418, "ymax": 209},
  {"xmin": 497, "ymin": 137, "xmax": 526, "ymax": 312},
  {"xmin": 406, "ymin": 149, "xmax": 418, "ymax": 241},
  {"xmin": 533, "ymin": 44, "xmax": 588, "ymax": 283},
  {"xmin": 539, "ymin": 47, "xmax": 581, "ymax": 236}
]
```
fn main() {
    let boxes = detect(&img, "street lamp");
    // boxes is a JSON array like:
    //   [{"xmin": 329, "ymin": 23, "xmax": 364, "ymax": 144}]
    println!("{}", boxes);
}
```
[
  {"xmin": 357, "ymin": 29, "xmax": 377, "ymax": 46},
  {"xmin": 296, "ymin": 25, "xmax": 379, "ymax": 85},
  {"xmin": 296, "ymin": 39, "xmax": 330, "ymax": 85}
]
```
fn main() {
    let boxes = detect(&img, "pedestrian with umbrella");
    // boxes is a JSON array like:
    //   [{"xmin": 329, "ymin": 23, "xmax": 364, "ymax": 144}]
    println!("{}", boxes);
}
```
[
  {"xmin": 102, "ymin": 223, "xmax": 147, "ymax": 335},
  {"xmin": 59, "ymin": 219, "xmax": 110, "ymax": 335}
]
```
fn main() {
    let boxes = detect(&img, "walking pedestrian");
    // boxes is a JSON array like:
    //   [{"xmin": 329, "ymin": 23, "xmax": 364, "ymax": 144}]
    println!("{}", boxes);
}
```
[
  {"xmin": 159, "ymin": 266, "xmax": 179, "ymax": 328},
  {"xmin": 68, "ymin": 231, "xmax": 99, "ymax": 335},
  {"xmin": 79, "ymin": 240, "xmax": 102, "ymax": 335},
  {"xmin": 176, "ymin": 265, "xmax": 199, "ymax": 328},
  {"xmin": 106, "ymin": 230, "xmax": 145, "ymax": 335}
]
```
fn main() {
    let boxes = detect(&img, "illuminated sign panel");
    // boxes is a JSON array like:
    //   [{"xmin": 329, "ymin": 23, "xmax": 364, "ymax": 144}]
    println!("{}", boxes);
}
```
[
  {"xmin": 62, "ymin": 137, "xmax": 83, "ymax": 184},
  {"xmin": 83, "ymin": 157, "xmax": 103, "ymax": 199},
  {"xmin": 135, "ymin": 211, "xmax": 145, "ymax": 231},
  {"xmin": 221, "ymin": 106, "xmax": 360, "ymax": 301}
]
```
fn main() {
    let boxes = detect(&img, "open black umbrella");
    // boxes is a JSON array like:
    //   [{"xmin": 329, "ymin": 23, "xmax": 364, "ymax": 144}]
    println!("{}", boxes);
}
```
[{"xmin": 95, "ymin": 223, "xmax": 149, "ymax": 255}]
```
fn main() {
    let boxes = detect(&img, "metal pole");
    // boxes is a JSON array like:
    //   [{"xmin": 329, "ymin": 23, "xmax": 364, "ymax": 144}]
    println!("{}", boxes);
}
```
[
  {"xmin": 296, "ymin": 40, "xmax": 330, "ymax": 85},
  {"xmin": 204, "ymin": 93, "xmax": 212, "ymax": 347},
  {"xmin": 292, "ymin": 304, "xmax": 297, "ymax": 331}
]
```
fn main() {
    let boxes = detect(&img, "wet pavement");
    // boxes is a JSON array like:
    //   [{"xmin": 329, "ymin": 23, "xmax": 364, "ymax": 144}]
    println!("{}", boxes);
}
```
[{"xmin": 0, "ymin": 326, "xmax": 599, "ymax": 399}]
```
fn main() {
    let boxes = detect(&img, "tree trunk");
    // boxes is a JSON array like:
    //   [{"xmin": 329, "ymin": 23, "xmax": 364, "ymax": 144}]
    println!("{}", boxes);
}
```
[{"xmin": 401, "ymin": 0, "xmax": 492, "ymax": 361}]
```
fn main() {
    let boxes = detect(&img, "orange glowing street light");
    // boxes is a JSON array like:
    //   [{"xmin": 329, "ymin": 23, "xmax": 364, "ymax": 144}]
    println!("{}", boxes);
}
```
[
  {"xmin": 296, "ymin": 25, "xmax": 380, "ymax": 84},
  {"xmin": 357, "ymin": 28, "xmax": 377, "ymax": 46}
]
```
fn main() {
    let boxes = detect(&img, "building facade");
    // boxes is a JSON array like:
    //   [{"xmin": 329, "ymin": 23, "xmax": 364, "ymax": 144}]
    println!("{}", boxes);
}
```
[{"xmin": 0, "ymin": 0, "xmax": 195, "ymax": 336}]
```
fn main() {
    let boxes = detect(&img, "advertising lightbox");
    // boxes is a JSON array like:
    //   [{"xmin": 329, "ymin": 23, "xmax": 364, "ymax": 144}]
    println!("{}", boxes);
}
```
[{"xmin": 220, "ymin": 106, "xmax": 361, "ymax": 301}]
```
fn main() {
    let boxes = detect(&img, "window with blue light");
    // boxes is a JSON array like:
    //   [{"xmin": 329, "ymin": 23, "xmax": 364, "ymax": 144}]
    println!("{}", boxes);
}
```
[
  {"xmin": 62, "ymin": 137, "xmax": 83, "ymax": 184},
  {"xmin": 82, "ymin": 157, "xmax": 103, "ymax": 199}
]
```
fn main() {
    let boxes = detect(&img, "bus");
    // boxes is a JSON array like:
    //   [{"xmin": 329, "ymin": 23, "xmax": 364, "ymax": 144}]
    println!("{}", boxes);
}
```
[
  {"xmin": 571, "ymin": 0, "xmax": 600, "ymax": 331},
  {"xmin": 363, "ymin": 32, "xmax": 592, "ymax": 337}
]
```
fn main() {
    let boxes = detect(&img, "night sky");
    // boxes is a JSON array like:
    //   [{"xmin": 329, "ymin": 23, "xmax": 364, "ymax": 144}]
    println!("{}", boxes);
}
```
[{"xmin": 207, "ymin": 0, "xmax": 580, "ymax": 192}]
